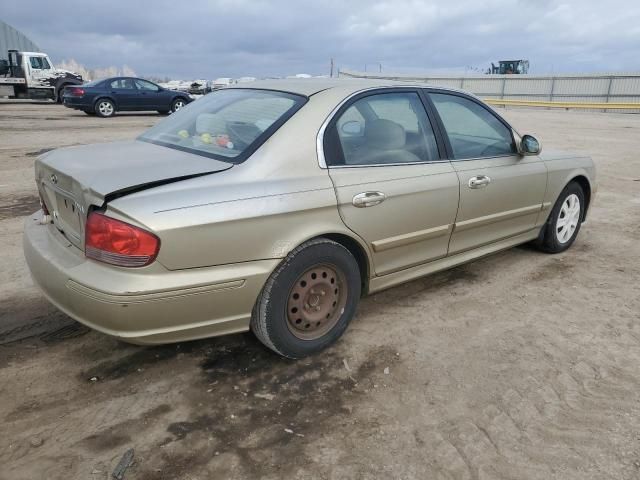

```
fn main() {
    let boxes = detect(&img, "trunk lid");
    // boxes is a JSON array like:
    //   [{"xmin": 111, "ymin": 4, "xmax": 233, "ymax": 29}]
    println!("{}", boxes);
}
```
[{"xmin": 35, "ymin": 140, "xmax": 232, "ymax": 249}]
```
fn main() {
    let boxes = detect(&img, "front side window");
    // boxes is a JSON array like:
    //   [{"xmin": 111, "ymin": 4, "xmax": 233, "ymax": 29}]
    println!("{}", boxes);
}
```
[
  {"xmin": 430, "ymin": 93, "xmax": 516, "ymax": 159},
  {"xmin": 330, "ymin": 92, "xmax": 439, "ymax": 166},
  {"xmin": 110, "ymin": 78, "xmax": 136, "ymax": 90},
  {"xmin": 29, "ymin": 57, "xmax": 48, "ymax": 69},
  {"xmin": 135, "ymin": 79, "xmax": 159, "ymax": 91},
  {"xmin": 139, "ymin": 89, "xmax": 305, "ymax": 163}
]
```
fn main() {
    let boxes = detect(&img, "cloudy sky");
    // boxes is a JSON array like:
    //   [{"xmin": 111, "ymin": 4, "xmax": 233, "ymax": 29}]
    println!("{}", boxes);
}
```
[{"xmin": 4, "ymin": 0, "xmax": 640, "ymax": 79}]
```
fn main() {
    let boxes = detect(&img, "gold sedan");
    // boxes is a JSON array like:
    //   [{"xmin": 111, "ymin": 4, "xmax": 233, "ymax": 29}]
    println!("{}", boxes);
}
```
[{"xmin": 23, "ymin": 79, "xmax": 596, "ymax": 358}]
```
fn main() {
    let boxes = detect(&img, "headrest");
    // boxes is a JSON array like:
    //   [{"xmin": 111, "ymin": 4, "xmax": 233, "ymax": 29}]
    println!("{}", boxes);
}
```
[
  {"xmin": 195, "ymin": 113, "xmax": 222, "ymax": 134},
  {"xmin": 364, "ymin": 119, "xmax": 406, "ymax": 150}
]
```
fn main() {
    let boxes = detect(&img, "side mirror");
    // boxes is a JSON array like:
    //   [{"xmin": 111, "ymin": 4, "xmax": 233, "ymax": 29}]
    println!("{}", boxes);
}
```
[
  {"xmin": 341, "ymin": 120, "xmax": 363, "ymax": 136},
  {"xmin": 520, "ymin": 134, "xmax": 541, "ymax": 155}
]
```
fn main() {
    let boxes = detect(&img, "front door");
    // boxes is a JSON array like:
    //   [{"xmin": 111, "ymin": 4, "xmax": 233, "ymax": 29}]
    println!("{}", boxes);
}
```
[
  {"xmin": 324, "ymin": 89, "xmax": 460, "ymax": 275},
  {"xmin": 134, "ymin": 78, "xmax": 165, "ymax": 110},
  {"xmin": 26, "ymin": 55, "xmax": 55, "ymax": 89},
  {"xmin": 428, "ymin": 91, "xmax": 547, "ymax": 254}
]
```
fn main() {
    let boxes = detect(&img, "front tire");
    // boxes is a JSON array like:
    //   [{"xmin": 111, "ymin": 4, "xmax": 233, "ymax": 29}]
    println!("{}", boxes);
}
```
[
  {"xmin": 95, "ymin": 99, "xmax": 116, "ymax": 118},
  {"xmin": 537, "ymin": 182, "xmax": 585, "ymax": 253},
  {"xmin": 57, "ymin": 84, "xmax": 68, "ymax": 103},
  {"xmin": 171, "ymin": 98, "xmax": 186, "ymax": 113},
  {"xmin": 251, "ymin": 238, "xmax": 361, "ymax": 359}
]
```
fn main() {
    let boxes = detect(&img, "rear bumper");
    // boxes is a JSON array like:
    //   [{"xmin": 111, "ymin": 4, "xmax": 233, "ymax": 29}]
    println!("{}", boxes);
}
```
[
  {"xmin": 23, "ymin": 212, "xmax": 278, "ymax": 344},
  {"xmin": 62, "ymin": 97, "xmax": 90, "ymax": 109}
]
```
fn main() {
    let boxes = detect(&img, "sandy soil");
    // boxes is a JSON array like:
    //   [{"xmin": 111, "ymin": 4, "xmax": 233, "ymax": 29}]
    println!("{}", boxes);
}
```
[{"xmin": 0, "ymin": 102, "xmax": 639, "ymax": 480}]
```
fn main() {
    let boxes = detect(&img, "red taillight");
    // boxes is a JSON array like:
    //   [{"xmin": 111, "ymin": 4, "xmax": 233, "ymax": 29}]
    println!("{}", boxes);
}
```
[
  {"xmin": 85, "ymin": 212, "xmax": 160, "ymax": 267},
  {"xmin": 68, "ymin": 87, "xmax": 85, "ymax": 97}
]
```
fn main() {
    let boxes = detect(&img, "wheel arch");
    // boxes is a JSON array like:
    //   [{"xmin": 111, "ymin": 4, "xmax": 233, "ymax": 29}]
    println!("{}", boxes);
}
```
[
  {"xmin": 292, "ymin": 232, "xmax": 372, "ymax": 295},
  {"xmin": 94, "ymin": 95, "xmax": 117, "ymax": 110},
  {"xmin": 568, "ymin": 175, "xmax": 592, "ymax": 221},
  {"xmin": 56, "ymin": 82, "xmax": 72, "ymax": 101}
]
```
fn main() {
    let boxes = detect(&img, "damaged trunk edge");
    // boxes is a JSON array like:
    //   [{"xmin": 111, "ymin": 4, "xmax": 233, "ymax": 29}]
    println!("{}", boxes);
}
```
[{"xmin": 34, "ymin": 140, "xmax": 233, "ymax": 248}]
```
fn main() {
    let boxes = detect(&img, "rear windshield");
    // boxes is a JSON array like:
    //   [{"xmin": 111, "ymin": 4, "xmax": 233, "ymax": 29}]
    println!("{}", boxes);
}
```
[
  {"xmin": 82, "ymin": 79, "xmax": 105, "ymax": 87},
  {"xmin": 139, "ymin": 89, "xmax": 306, "ymax": 163}
]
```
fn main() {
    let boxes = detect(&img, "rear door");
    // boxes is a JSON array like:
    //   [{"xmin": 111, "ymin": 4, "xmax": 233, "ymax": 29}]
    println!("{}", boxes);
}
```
[
  {"xmin": 427, "ymin": 90, "xmax": 547, "ymax": 254},
  {"xmin": 324, "ymin": 88, "xmax": 459, "ymax": 276},
  {"xmin": 108, "ymin": 77, "xmax": 139, "ymax": 110}
]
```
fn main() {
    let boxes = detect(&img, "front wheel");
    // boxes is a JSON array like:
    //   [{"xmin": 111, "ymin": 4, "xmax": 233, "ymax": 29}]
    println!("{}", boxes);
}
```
[
  {"xmin": 251, "ymin": 238, "xmax": 361, "ymax": 359},
  {"xmin": 537, "ymin": 182, "xmax": 585, "ymax": 253},
  {"xmin": 95, "ymin": 99, "xmax": 116, "ymax": 118},
  {"xmin": 57, "ymin": 85, "xmax": 68, "ymax": 103},
  {"xmin": 171, "ymin": 98, "xmax": 186, "ymax": 113}
]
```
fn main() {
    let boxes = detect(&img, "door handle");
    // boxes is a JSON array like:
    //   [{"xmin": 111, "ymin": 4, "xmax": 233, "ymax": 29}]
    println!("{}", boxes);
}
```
[
  {"xmin": 468, "ymin": 175, "xmax": 491, "ymax": 189},
  {"xmin": 353, "ymin": 191, "xmax": 386, "ymax": 208}
]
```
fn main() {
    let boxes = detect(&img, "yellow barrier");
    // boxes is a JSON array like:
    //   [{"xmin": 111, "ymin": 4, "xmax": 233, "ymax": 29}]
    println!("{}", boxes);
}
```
[{"xmin": 484, "ymin": 98, "xmax": 640, "ymax": 110}]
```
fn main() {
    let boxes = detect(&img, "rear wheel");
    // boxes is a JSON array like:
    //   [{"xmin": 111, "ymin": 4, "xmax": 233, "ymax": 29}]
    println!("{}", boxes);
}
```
[
  {"xmin": 95, "ymin": 99, "xmax": 115, "ymax": 118},
  {"xmin": 537, "ymin": 182, "xmax": 585, "ymax": 253},
  {"xmin": 251, "ymin": 238, "xmax": 361, "ymax": 359},
  {"xmin": 171, "ymin": 98, "xmax": 186, "ymax": 113}
]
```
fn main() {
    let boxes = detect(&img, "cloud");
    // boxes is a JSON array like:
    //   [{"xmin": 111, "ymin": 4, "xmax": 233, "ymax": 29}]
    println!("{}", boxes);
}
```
[{"xmin": 3, "ymin": 0, "xmax": 640, "ymax": 78}]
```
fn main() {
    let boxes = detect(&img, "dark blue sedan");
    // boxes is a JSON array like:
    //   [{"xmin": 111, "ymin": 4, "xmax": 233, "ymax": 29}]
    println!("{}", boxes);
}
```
[{"xmin": 62, "ymin": 77, "xmax": 193, "ymax": 117}]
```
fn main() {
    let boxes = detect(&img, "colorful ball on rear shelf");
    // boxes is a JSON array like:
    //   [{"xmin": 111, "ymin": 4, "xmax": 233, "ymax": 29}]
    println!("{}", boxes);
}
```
[
  {"xmin": 201, "ymin": 133, "xmax": 212, "ymax": 144},
  {"xmin": 178, "ymin": 130, "xmax": 189, "ymax": 138}
]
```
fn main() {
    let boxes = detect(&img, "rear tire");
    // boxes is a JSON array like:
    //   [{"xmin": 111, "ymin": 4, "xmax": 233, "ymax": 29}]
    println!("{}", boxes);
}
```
[
  {"xmin": 536, "ymin": 182, "xmax": 585, "ymax": 253},
  {"xmin": 95, "ymin": 99, "xmax": 116, "ymax": 118},
  {"xmin": 251, "ymin": 238, "xmax": 361, "ymax": 359}
]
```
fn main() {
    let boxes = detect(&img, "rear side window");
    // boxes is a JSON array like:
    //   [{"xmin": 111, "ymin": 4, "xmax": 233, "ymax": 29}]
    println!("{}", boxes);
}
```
[
  {"xmin": 139, "ymin": 89, "xmax": 306, "ymax": 163},
  {"xmin": 329, "ymin": 92, "xmax": 439, "ymax": 166},
  {"xmin": 110, "ymin": 78, "xmax": 135, "ymax": 89},
  {"xmin": 430, "ymin": 93, "xmax": 516, "ymax": 159}
]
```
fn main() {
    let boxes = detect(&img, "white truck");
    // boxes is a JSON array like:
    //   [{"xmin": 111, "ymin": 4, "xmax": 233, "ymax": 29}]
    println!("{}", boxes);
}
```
[{"xmin": 0, "ymin": 50, "xmax": 83, "ymax": 102}]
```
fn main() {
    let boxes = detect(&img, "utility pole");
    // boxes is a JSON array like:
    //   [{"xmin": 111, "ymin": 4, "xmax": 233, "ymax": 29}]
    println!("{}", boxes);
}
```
[
  {"xmin": 330, "ymin": 58, "xmax": 334, "ymax": 78},
  {"xmin": 365, "ymin": 62, "xmax": 382, "ymax": 73}
]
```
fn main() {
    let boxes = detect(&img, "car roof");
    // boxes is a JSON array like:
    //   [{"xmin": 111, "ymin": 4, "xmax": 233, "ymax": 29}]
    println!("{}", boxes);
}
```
[{"xmin": 227, "ymin": 78, "xmax": 466, "ymax": 97}]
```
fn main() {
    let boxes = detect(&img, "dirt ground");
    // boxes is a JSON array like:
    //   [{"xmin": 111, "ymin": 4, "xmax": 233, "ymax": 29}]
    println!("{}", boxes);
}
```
[{"xmin": 0, "ymin": 102, "xmax": 639, "ymax": 480}]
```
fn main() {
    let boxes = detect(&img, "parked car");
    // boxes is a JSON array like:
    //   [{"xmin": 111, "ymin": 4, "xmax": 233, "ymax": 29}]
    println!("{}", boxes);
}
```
[
  {"xmin": 62, "ymin": 76, "xmax": 193, "ymax": 117},
  {"xmin": 25, "ymin": 79, "xmax": 596, "ymax": 358},
  {"xmin": 189, "ymin": 79, "xmax": 209, "ymax": 95},
  {"xmin": 212, "ymin": 77, "xmax": 233, "ymax": 89}
]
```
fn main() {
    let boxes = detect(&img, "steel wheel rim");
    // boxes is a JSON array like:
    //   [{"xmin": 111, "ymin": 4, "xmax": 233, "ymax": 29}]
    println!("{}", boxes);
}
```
[
  {"xmin": 286, "ymin": 263, "xmax": 348, "ymax": 340},
  {"xmin": 556, "ymin": 193, "xmax": 580, "ymax": 244},
  {"xmin": 174, "ymin": 100, "xmax": 184, "ymax": 111},
  {"xmin": 98, "ymin": 101, "xmax": 113, "ymax": 116}
]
